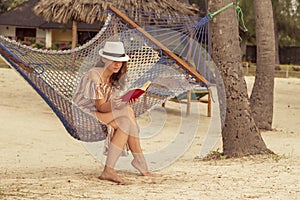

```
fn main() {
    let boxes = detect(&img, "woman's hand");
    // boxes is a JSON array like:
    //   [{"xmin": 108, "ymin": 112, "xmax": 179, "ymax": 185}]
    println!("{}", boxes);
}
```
[
  {"xmin": 112, "ymin": 96, "xmax": 128, "ymax": 110},
  {"xmin": 128, "ymin": 98, "xmax": 137, "ymax": 105}
]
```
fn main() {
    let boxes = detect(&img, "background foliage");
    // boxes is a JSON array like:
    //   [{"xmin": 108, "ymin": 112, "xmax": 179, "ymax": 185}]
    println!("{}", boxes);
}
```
[
  {"xmin": 0, "ymin": 0, "xmax": 25, "ymax": 14},
  {"xmin": 239, "ymin": 0, "xmax": 300, "ymax": 46}
]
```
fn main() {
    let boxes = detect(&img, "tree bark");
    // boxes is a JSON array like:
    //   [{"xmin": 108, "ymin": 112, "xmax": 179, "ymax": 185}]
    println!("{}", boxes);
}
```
[
  {"xmin": 209, "ymin": 0, "xmax": 271, "ymax": 157},
  {"xmin": 250, "ymin": 0, "xmax": 275, "ymax": 130}
]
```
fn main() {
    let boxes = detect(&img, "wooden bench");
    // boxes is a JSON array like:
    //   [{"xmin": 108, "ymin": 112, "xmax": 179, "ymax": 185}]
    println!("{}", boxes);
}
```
[{"xmin": 162, "ymin": 88, "xmax": 211, "ymax": 117}]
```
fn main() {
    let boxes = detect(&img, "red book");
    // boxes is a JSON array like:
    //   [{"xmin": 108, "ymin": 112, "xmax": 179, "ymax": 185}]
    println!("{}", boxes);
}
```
[{"xmin": 120, "ymin": 81, "xmax": 151, "ymax": 102}]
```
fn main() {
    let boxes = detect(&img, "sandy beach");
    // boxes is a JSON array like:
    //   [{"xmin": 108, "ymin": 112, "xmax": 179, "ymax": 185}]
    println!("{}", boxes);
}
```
[{"xmin": 0, "ymin": 67, "xmax": 299, "ymax": 200}]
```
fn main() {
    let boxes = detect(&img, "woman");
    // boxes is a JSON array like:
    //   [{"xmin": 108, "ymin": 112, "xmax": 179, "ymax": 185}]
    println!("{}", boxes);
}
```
[{"xmin": 74, "ymin": 41, "xmax": 151, "ymax": 184}]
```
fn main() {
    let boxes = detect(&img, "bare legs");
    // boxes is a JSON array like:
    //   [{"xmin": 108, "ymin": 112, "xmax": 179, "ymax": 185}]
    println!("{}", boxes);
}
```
[
  {"xmin": 127, "ymin": 135, "xmax": 152, "ymax": 176},
  {"xmin": 99, "ymin": 126, "xmax": 129, "ymax": 184},
  {"xmin": 97, "ymin": 106, "xmax": 151, "ymax": 184}
]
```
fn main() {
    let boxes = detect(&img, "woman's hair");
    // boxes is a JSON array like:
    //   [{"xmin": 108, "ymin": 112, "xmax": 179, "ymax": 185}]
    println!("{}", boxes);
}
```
[
  {"xmin": 95, "ymin": 58, "xmax": 127, "ymax": 90},
  {"xmin": 110, "ymin": 62, "xmax": 127, "ymax": 90}
]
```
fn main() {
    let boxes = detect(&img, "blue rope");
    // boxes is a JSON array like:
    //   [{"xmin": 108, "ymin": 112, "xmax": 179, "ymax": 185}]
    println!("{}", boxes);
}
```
[{"xmin": 193, "ymin": 15, "xmax": 211, "ymax": 30}]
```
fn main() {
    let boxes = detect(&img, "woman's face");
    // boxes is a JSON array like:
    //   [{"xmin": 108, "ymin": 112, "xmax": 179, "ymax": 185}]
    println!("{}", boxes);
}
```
[
  {"xmin": 109, "ymin": 61, "xmax": 123, "ymax": 73},
  {"xmin": 103, "ymin": 58, "xmax": 123, "ymax": 73}
]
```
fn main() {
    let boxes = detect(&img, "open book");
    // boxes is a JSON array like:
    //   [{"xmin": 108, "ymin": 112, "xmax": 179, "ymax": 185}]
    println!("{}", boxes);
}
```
[{"xmin": 120, "ymin": 81, "xmax": 152, "ymax": 102}]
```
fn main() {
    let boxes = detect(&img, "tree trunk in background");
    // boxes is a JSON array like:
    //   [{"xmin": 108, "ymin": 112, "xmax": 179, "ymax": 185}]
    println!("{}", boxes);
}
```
[
  {"xmin": 250, "ymin": 0, "xmax": 275, "ymax": 130},
  {"xmin": 209, "ymin": 0, "xmax": 271, "ymax": 157},
  {"xmin": 273, "ymin": 11, "xmax": 280, "ymax": 65},
  {"xmin": 240, "ymin": 38, "xmax": 247, "ymax": 61}
]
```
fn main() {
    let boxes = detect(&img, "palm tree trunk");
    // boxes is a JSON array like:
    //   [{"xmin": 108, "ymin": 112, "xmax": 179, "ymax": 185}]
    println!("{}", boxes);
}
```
[
  {"xmin": 250, "ymin": 0, "xmax": 275, "ymax": 130},
  {"xmin": 209, "ymin": 0, "xmax": 271, "ymax": 157}
]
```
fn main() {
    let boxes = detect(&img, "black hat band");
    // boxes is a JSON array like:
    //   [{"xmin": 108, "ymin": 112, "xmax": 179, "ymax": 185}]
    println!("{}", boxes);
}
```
[{"xmin": 102, "ymin": 51, "xmax": 126, "ymax": 58}]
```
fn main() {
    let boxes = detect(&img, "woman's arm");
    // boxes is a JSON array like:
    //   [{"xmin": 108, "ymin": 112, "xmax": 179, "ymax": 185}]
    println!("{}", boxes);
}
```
[{"xmin": 94, "ymin": 98, "xmax": 112, "ymax": 113}]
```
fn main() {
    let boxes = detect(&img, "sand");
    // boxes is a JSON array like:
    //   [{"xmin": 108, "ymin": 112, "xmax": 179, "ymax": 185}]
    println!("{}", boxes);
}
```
[{"xmin": 0, "ymin": 67, "xmax": 299, "ymax": 200}]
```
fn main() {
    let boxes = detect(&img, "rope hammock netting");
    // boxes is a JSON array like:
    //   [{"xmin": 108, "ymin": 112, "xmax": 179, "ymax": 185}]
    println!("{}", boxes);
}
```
[{"xmin": 0, "ymin": 6, "xmax": 224, "ymax": 145}]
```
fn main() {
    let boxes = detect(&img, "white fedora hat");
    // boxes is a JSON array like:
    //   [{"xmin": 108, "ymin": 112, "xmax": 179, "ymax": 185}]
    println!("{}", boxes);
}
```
[{"xmin": 99, "ymin": 41, "xmax": 129, "ymax": 62}]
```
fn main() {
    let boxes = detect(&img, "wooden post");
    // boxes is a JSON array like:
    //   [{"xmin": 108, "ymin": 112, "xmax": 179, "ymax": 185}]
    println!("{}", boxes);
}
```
[
  {"xmin": 207, "ymin": 91, "xmax": 211, "ymax": 117},
  {"xmin": 72, "ymin": 20, "xmax": 78, "ymax": 49},
  {"xmin": 186, "ymin": 90, "xmax": 191, "ymax": 116}
]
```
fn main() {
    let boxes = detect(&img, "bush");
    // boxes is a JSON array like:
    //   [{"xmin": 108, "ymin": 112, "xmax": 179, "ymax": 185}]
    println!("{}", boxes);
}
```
[
  {"xmin": 292, "ymin": 66, "xmax": 300, "ymax": 71},
  {"xmin": 31, "ymin": 41, "xmax": 45, "ymax": 49},
  {"xmin": 51, "ymin": 43, "xmax": 60, "ymax": 50}
]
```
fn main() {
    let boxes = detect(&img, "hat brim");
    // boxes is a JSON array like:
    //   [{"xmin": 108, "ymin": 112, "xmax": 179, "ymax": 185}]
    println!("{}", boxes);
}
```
[{"xmin": 99, "ymin": 49, "xmax": 130, "ymax": 62}]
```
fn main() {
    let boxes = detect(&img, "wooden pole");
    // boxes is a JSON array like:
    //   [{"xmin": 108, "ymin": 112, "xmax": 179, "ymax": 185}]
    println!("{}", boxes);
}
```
[
  {"xmin": 72, "ymin": 20, "xmax": 78, "ymax": 49},
  {"xmin": 109, "ymin": 5, "xmax": 209, "ymax": 85},
  {"xmin": 0, "ymin": 47, "xmax": 33, "ymax": 73}
]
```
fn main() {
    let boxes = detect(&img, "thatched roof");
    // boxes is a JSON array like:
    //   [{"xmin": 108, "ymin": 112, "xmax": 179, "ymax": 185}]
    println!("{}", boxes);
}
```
[
  {"xmin": 34, "ymin": 0, "xmax": 108, "ymax": 24},
  {"xmin": 34, "ymin": 0, "xmax": 198, "ymax": 24},
  {"xmin": 113, "ymin": 0, "xmax": 197, "ymax": 15}
]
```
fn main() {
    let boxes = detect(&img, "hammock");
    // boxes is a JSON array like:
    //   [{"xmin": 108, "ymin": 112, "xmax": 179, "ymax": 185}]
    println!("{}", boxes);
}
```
[{"xmin": 0, "ymin": 6, "xmax": 215, "ymax": 142}]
